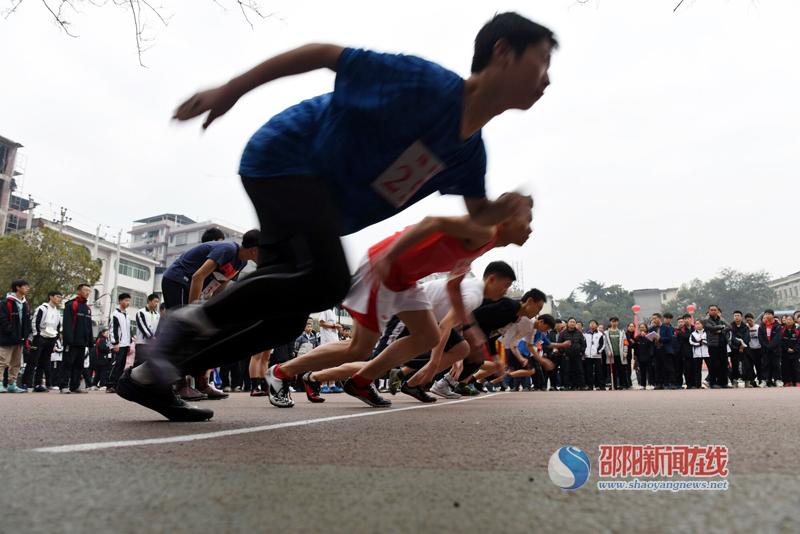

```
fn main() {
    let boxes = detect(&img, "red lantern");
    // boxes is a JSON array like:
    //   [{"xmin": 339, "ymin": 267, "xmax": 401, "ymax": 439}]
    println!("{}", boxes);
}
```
[
  {"xmin": 632, "ymin": 305, "xmax": 641, "ymax": 314},
  {"xmin": 687, "ymin": 304, "xmax": 696, "ymax": 314}
]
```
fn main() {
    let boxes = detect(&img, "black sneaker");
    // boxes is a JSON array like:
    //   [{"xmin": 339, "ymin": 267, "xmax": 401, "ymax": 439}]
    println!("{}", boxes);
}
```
[
  {"xmin": 454, "ymin": 383, "xmax": 479, "ymax": 396},
  {"xmin": 301, "ymin": 372, "xmax": 325, "ymax": 403},
  {"xmin": 400, "ymin": 382, "xmax": 437, "ymax": 403},
  {"xmin": 116, "ymin": 369, "xmax": 214, "ymax": 422},
  {"xmin": 343, "ymin": 379, "xmax": 392, "ymax": 408},
  {"xmin": 474, "ymin": 382, "xmax": 488, "ymax": 393},
  {"xmin": 33, "ymin": 385, "xmax": 48, "ymax": 393},
  {"xmin": 388, "ymin": 369, "xmax": 404, "ymax": 395}
]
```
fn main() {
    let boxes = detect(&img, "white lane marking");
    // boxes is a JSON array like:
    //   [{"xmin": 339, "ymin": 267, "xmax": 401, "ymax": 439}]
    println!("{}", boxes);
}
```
[{"xmin": 32, "ymin": 393, "xmax": 500, "ymax": 453}]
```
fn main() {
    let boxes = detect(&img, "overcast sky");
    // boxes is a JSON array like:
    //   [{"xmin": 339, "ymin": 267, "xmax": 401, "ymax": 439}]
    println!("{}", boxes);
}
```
[{"xmin": 2, "ymin": 0, "xmax": 798, "ymax": 298}]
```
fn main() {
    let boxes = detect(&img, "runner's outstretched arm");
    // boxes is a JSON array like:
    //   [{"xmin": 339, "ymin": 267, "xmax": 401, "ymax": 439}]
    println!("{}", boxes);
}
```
[
  {"xmin": 174, "ymin": 43, "xmax": 345, "ymax": 128},
  {"xmin": 465, "ymin": 193, "xmax": 532, "ymax": 226}
]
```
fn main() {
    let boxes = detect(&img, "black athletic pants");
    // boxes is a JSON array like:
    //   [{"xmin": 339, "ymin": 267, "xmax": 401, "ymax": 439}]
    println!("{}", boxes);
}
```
[
  {"xmin": 750, "ymin": 348, "xmax": 763, "ymax": 381},
  {"xmin": 565, "ymin": 353, "xmax": 585, "ymax": 388},
  {"xmin": 583, "ymin": 358, "xmax": 603, "ymax": 389},
  {"xmin": 708, "ymin": 345, "xmax": 728, "ymax": 387},
  {"xmin": 106, "ymin": 346, "xmax": 130, "ymax": 388},
  {"xmin": 611, "ymin": 353, "xmax": 631, "ymax": 389},
  {"xmin": 545, "ymin": 353, "xmax": 562, "ymax": 389},
  {"xmin": 762, "ymin": 349, "xmax": 781, "ymax": 383},
  {"xmin": 654, "ymin": 349, "xmax": 675, "ymax": 387},
  {"xmin": 93, "ymin": 360, "xmax": 111, "ymax": 387},
  {"xmin": 21, "ymin": 336, "xmax": 57, "ymax": 388},
  {"xmin": 171, "ymin": 176, "xmax": 351, "ymax": 376},
  {"xmin": 639, "ymin": 360, "xmax": 654, "ymax": 388},
  {"xmin": 60, "ymin": 346, "xmax": 87, "ymax": 391},
  {"xmin": 687, "ymin": 358, "xmax": 703, "ymax": 388}
]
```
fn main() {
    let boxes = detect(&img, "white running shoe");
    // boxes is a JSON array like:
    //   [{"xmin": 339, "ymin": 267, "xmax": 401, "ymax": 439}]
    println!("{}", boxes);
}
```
[
  {"xmin": 430, "ymin": 378, "xmax": 461, "ymax": 399},
  {"xmin": 776, "ymin": 380, "xmax": 784, "ymax": 388},
  {"xmin": 265, "ymin": 366, "xmax": 294, "ymax": 408},
  {"xmin": 758, "ymin": 380, "xmax": 767, "ymax": 388}
]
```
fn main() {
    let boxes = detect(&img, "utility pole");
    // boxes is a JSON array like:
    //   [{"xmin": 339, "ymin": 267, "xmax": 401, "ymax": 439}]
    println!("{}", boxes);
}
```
[
  {"xmin": 58, "ymin": 206, "xmax": 71, "ymax": 233},
  {"xmin": 111, "ymin": 229, "xmax": 122, "ymax": 313},
  {"xmin": 25, "ymin": 194, "xmax": 36, "ymax": 231},
  {"xmin": 93, "ymin": 225, "xmax": 101, "ymax": 259}
]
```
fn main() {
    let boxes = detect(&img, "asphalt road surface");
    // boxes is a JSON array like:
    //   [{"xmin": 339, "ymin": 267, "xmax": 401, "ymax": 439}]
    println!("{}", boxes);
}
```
[{"xmin": 3, "ymin": 387, "xmax": 799, "ymax": 533}]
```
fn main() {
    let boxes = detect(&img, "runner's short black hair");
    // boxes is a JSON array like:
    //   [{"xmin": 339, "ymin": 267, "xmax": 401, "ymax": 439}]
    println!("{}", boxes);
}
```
[
  {"xmin": 10, "ymin": 279, "xmax": 29, "ymax": 292},
  {"xmin": 708, "ymin": 304, "xmax": 720, "ymax": 311},
  {"xmin": 201, "ymin": 227, "xmax": 225, "ymax": 243},
  {"xmin": 663, "ymin": 312, "xmax": 673, "ymax": 319},
  {"xmin": 242, "ymin": 229, "xmax": 261, "ymax": 249},
  {"xmin": 733, "ymin": 310, "xmax": 743, "ymax": 316},
  {"xmin": 118, "ymin": 293, "xmax": 131, "ymax": 302},
  {"xmin": 652, "ymin": 313, "xmax": 663, "ymax": 319},
  {"xmin": 522, "ymin": 288, "xmax": 546, "ymax": 303},
  {"xmin": 538, "ymin": 314, "xmax": 556, "ymax": 329},
  {"xmin": 472, "ymin": 12, "xmax": 558, "ymax": 73},
  {"xmin": 483, "ymin": 261, "xmax": 516, "ymax": 281}
]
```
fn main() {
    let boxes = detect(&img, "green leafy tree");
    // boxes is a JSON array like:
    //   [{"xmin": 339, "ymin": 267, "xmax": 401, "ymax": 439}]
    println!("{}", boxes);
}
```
[
  {"xmin": 555, "ymin": 282, "xmax": 635, "ymax": 326},
  {"xmin": 579, "ymin": 279, "xmax": 607, "ymax": 304},
  {"xmin": 0, "ymin": 228, "xmax": 102, "ymax": 306},
  {"xmin": 664, "ymin": 268, "xmax": 774, "ymax": 318}
]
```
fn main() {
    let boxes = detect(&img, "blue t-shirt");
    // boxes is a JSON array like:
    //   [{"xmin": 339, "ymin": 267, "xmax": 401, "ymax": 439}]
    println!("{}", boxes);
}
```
[
  {"xmin": 239, "ymin": 47, "xmax": 487, "ymax": 235},
  {"xmin": 163, "ymin": 242, "xmax": 244, "ymax": 287},
  {"xmin": 518, "ymin": 332, "xmax": 550, "ymax": 357}
]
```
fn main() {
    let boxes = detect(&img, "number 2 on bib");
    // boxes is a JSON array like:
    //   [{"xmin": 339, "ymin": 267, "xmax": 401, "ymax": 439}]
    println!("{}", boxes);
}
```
[{"xmin": 371, "ymin": 141, "xmax": 445, "ymax": 208}]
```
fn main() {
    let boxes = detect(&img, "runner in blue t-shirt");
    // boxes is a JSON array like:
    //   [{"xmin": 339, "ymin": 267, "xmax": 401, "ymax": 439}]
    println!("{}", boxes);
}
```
[{"xmin": 119, "ymin": 13, "xmax": 558, "ymax": 422}]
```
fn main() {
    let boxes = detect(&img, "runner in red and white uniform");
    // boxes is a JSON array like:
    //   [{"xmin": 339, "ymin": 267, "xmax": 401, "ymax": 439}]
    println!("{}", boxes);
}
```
[{"xmin": 265, "ymin": 208, "xmax": 532, "ymax": 408}]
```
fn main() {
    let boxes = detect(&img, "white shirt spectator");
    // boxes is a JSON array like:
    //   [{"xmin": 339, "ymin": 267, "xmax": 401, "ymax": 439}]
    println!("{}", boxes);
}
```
[{"xmin": 318, "ymin": 309, "xmax": 339, "ymax": 345}]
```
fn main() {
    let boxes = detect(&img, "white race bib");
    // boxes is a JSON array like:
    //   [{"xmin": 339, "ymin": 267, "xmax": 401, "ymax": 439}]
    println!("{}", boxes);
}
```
[{"xmin": 371, "ymin": 141, "xmax": 445, "ymax": 208}]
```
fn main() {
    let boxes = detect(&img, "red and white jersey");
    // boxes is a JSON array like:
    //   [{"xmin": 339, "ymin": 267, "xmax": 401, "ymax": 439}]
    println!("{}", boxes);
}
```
[{"xmin": 368, "ymin": 226, "xmax": 496, "ymax": 292}]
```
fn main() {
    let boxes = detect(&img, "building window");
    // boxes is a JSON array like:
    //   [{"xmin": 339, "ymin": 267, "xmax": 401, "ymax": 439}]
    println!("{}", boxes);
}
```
[
  {"xmin": 0, "ymin": 143, "xmax": 7, "ymax": 173},
  {"xmin": 5, "ymin": 214, "xmax": 19, "ymax": 232},
  {"xmin": 174, "ymin": 233, "xmax": 187, "ymax": 246},
  {"xmin": 118, "ymin": 259, "xmax": 151, "ymax": 281},
  {"xmin": 9, "ymin": 195, "xmax": 29, "ymax": 212}
]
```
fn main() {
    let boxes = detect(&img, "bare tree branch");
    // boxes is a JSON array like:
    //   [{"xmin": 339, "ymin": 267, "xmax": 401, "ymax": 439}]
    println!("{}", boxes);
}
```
[
  {"xmin": 40, "ymin": 0, "xmax": 77, "ymax": 37},
  {"xmin": 7, "ymin": 0, "xmax": 269, "ymax": 65},
  {"xmin": 127, "ymin": 0, "xmax": 144, "ymax": 66},
  {"xmin": 3, "ymin": 0, "xmax": 26, "ymax": 19},
  {"xmin": 673, "ymin": 0, "xmax": 687, "ymax": 12}
]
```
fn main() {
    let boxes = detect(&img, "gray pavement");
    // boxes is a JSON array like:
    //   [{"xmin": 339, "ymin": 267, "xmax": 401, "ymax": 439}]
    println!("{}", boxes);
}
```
[{"xmin": 2, "ymin": 387, "xmax": 800, "ymax": 533}]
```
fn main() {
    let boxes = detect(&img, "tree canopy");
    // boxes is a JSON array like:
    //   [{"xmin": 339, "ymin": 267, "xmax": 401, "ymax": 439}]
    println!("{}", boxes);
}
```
[{"xmin": 0, "ymin": 228, "xmax": 102, "ymax": 306}]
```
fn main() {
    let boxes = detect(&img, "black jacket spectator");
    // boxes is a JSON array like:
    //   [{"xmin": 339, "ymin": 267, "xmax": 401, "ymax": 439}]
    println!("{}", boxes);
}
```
[
  {"xmin": 675, "ymin": 326, "xmax": 693, "ymax": 359},
  {"xmin": 702, "ymin": 316, "xmax": 729, "ymax": 347},
  {"xmin": 93, "ymin": 334, "xmax": 111, "ymax": 361},
  {"xmin": 634, "ymin": 335, "xmax": 655, "ymax": 363},
  {"xmin": 729, "ymin": 321, "xmax": 751, "ymax": 351},
  {"xmin": 62, "ymin": 296, "xmax": 93, "ymax": 348},
  {"xmin": 558, "ymin": 328, "xmax": 586, "ymax": 357},
  {"xmin": 781, "ymin": 325, "xmax": 799, "ymax": 360},
  {"xmin": 758, "ymin": 322, "xmax": 783, "ymax": 356},
  {"xmin": 0, "ymin": 295, "xmax": 31, "ymax": 346}
]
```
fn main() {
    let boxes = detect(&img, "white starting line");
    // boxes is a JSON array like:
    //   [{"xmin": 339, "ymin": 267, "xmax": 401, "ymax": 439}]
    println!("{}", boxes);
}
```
[{"xmin": 32, "ymin": 393, "xmax": 501, "ymax": 454}]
